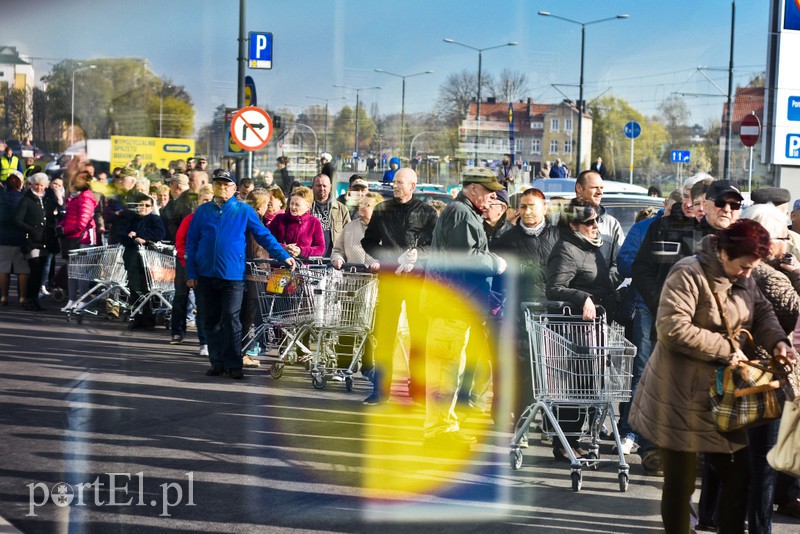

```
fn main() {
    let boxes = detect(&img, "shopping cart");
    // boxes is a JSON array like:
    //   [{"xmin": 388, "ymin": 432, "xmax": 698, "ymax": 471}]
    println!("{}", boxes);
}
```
[
  {"xmin": 510, "ymin": 302, "xmax": 636, "ymax": 492},
  {"xmin": 127, "ymin": 242, "xmax": 176, "ymax": 325},
  {"xmin": 308, "ymin": 266, "xmax": 378, "ymax": 391},
  {"xmin": 66, "ymin": 245, "xmax": 129, "ymax": 323},
  {"xmin": 244, "ymin": 259, "xmax": 324, "ymax": 378}
]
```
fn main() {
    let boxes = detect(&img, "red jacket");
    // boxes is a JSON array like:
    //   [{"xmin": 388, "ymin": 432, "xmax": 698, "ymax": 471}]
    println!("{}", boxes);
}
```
[
  {"xmin": 175, "ymin": 213, "xmax": 193, "ymax": 267},
  {"xmin": 267, "ymin": 211, "xmax": 325, "ymax": 258},
  {"xmin": 61, "ymin": 189, "xmax": 98, "ymax": 245}
]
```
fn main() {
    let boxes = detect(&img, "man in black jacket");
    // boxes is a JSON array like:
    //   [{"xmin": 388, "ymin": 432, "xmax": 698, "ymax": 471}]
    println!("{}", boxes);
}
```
[{"xmin": 361, "ymin": 167, "xmax": 438, "ymax": 405}]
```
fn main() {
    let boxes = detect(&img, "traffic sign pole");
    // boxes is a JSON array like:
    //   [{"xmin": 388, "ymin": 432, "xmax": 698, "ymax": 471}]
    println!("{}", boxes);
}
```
[
  {"xmin": 623, "ymin": 121, "xmax": 641, "ymax": 184},
  {"xmin": 748, "ymin": 146, "xmax": 754, "ymax": 193},
  {"xmin": 629, "ymin": 135, "xmax": 634, "ymax": 184}
]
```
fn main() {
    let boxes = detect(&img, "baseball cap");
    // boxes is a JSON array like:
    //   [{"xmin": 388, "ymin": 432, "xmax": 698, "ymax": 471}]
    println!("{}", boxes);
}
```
[
  {"xmin": 495, "ymin": 189, "xmax": 510, "ymax": 205},
  {"xmin": 212, "ymin": 168, "xmax": 237, "ymax": 185},
  {"xmin": 706, "ymin": 180, "xmax": 743, "ymax": 202},
  {"xmin": 350, "ymin": 178, "xmax": 369, "ymax": 189},
  {"xmin": 462, "ymin": 167, "xmax": 504, "ymax": 191}
]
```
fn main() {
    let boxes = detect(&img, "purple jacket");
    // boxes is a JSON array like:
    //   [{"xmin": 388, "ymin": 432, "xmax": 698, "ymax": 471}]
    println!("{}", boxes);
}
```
[
  {"xmin": 61, "ymin": 189, "xmax": 98, "ymax": 245},
  {"xmin": 267, "ymin": 211, "xmax": 325, "ymax": 258}
]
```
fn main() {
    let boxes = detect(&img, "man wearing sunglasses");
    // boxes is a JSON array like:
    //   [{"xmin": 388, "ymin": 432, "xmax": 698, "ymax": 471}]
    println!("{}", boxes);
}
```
[
  {"xmin": 701, "ymin": 180, "xmax": 743, "ymax": 232},
  {"xmin": 185, "ymin": 169, "xmax": 296, "ymax": 380}
]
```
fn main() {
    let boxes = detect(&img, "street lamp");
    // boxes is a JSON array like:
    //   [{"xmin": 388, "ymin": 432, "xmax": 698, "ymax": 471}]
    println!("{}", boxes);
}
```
[
  {"xmin": 538, "ymin": 11, "xmax": 628, "ymax": 172},
  {"xmin": 333, "ymin": 84, "xmax": 381, "ymax": 159},
  {"xmin": 374, "ymin": 68, "xmax": 432, "ymax": 156},
  {"xmin": 70, "ymin": 64, "xmax": 97, "ymax": 147},
  {"xmin": 159, "ymin": 82, "xmax": 174, "ymax": 138},
  {"xmin": 443, "ymin": 38, "xmax": 517, "ymax": 164},
  {"xmin": 306, "ymin": 95, "xmax": 347, "ymax": 153}
]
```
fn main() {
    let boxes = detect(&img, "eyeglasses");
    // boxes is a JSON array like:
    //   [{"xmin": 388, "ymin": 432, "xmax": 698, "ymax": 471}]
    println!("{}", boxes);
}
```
[
  {"xmin": 578, "ymin": 218, "xmax": 599, "ymax": 226},
  {"xmin": 714, "ymin": 199, "xmax": 742, "ymax": 210}
]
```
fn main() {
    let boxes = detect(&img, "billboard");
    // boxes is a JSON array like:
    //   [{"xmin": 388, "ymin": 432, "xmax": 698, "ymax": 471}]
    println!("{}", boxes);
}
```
[
  {"xmin": 110, "ymin": 136, "xmax": 195, "ymax": 174},
  {"xmin": 772, "ymin": 0, "xmax": 800, "ymax": 164}
]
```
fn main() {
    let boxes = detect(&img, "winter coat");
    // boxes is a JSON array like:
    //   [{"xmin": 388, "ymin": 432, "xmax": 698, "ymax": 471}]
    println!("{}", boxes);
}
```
[
  {"xmin": 381, "ymin": 157, "xmax": 402, "ymax": 183},
  {"xmin": 185, "ymin": 195, "xmax": 289, "ymax": 281},
  {"xmin": 628, "ymin": 235, "xmax": 788, "ymax": 454},
  {"xmin": 750, "ymin": 260, "xmax": 800, "ymax": 359},
  {"xmin": 361, "ymin": 197, "xmax": 437, "ymax": 266},
  {"xmin": 0, "ymin": 188, "xmax": 25, "ymax": 246},
  {"xmin": 617, "ymin": 213, "xmax": 660, "ymax": 310},
  {"xmin": 14, "ymin": 189, "xmax": 49, "ymax": 251},
  {"xmin": 492, "ymin": 218, "xmax": 560, "ymax": 301},
  {"xmin": 61, "ymin": 189, "xmax": 98, "ymax": 245},
  {"xmin": 546, "ymin": 228, "xmax": 618, "ymax": 312},
  {"xmin": 330, "ymin": 217, "xmax": 377, "ymax": 266},
  {"xmin": 120, "ymin": 213, "xmax": 165, "ymax": 249},
  {"xmin": 597, "ymin": 211, "xmax": 625, "ymax": 267},
  {"xmin": 496, "ymin": 165, "xmax": 520, "ymax": 188},
  {"xmin": 483, "ymin": 214, "xmax": 513, "ymax": 246},
  {"xmin": 267, "ymin": 211, "xmax": 325, "ymax": 259}
]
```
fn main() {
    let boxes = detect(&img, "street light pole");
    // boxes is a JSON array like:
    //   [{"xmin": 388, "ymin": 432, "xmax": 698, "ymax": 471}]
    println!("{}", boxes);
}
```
[
  {"xmin": 723, "ymin": 1, "xmax": 735, "ymax": 181},
  {"xmin": 538, "ymin": 11, "xmax": 628, "ymax": 172},
  {"xmin": 306, "ymin": 96, "xmax": 346, "ymax": 153},
  {"xmin": 333, "ymin": 84, "xmax": 380, "ymax": 159},
  {"xmin": 443, "ymin": 39, "xmax": 517, "ymax": 165},
  {"xmin": 70, "ymin": 64, "xmax": 96, "ymax": 147},
  {"xmin": 375, "ymin": 69, "xmax": 433, "ymax": 157}
]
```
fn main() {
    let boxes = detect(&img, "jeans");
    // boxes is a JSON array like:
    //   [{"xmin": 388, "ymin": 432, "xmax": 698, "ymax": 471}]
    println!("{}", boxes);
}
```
[
  {"xmin": 618, "ymin": 304, "xmax": 653, "ymax": 440},
  {"xmin": 661, "ymin": 447, "xmax": 749, "ymax": 534},
  {"xmin": 195, "ymin": 277, "xmax": 245, "ymax": 371},
  {"xmin": 424, "ymin": 317, "xmax": 469, "ymax": 438},
  {"xmin": 748, "ymin": 419, "xmax": 780, "ymax": 534}
]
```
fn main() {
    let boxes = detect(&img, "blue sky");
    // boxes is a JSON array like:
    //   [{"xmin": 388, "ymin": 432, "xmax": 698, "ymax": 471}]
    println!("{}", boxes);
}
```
[{"xmin": 5, "ymin": 0, "xmax": 770, "ymax": 129}]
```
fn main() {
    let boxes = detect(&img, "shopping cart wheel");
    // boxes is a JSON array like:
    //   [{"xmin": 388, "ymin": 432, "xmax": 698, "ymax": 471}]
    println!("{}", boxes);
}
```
[
  {"xmin": 269, "ymin": 363, "xmax": 284, "ymax": 379},
  {"xmin": 571, "ymin": 471, "xmax": 582, "ymax": 492},
  {"xmin": 586, "ymin": 452, "xmax": 599, "ymax": 470},
  {"xmin": 51, "ymin": 288, "xmax": 65, "ymax": 302},
  {"xmin": 618, "ymin": 472, "xmax": 629, "ymax": 492},
  {"xmin": 312, "ymin": 375, "xmax": 326, "ymax": 390},
  {"xmin": 510, "ymin": 449, "xmax": 523, "ymax": 470},
  {"xmin": 345, "ymin": 376, "xmax": 353, "ymax": 392}
]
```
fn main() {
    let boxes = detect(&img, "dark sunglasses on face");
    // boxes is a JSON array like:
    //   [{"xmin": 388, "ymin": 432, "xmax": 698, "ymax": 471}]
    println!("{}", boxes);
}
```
[
  {"xmin": 579, "ymin": 218, "xmax": 598, "ymax": 226},
  {"xmin": 714, "ymin": 199, "xmax": 742, "ymax": 210}
]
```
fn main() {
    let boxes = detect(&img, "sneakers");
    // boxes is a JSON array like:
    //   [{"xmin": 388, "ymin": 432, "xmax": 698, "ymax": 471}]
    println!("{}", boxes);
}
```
[
  {"xmin": 169, "ymin": 335, "xmax": 183, "ymax": 345},
  {"xmin": 186, "ymin": 320, "xmax": 197, "ymax": 330},
  {"xmin": 423, "ymin": 431, "xmax": 476, "ymax": 451},
  {"xmin": 613, "ymin": 437, "xmax": 639, "ymax": 455},
  {"xmin": 198, "ymin": 345, "xmax": 209, "ymax": 356},
  {"xmin": 242, "ymin": 355, "xmax": 261, "ymax": 368},
  {"xmin": 641, "ymin": 450, "xmax": 664, "ymax": 477},
  {"xmin": 246, "ymin": 342, "xmax": 260, "ymax": 357},
  {"xmin": 61, "ymin": 300, "xmax": 76, "ymax": 312},
  {"xmin": 362, "ymin": 393, "xmax": 386, "ymax": 406},
  {"xmin": 39, "ymin": 286, "xmax": 50, "ymax": 298}
]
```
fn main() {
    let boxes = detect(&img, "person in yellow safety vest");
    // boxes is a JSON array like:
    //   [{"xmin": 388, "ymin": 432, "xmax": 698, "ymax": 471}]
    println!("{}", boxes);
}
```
[{"xmin": 1, "ymin": 146, "xmax": 23, "ymax": 183}]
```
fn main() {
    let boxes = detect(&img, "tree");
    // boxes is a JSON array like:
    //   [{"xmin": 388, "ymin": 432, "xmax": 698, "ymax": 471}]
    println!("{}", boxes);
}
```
[
  {"xmin": 657, "ymin": 95, "xmax": 692, "ymax": 158},
  {"xmin": 331, "ymin": 105, "xmax": 376, "ymax": 157},
  {"xmin": 491, "ymin": 69, "xmax": 529, "ymax": 103},
  {"xmin": 434, "ymin": 69, "xmax": 492, "ymax": 125}
]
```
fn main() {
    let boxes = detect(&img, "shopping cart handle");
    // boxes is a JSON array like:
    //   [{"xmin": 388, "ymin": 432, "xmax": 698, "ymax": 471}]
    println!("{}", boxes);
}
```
[
  {"xmin": 340, "ymin": 263, "xmax": 373, "ymax": 273},
  {"xmin": 248, "ymin": 258, "xmax": 292, "ymax": 269},
  {"xmin": 520, "ymin": 300, "xmax": 571, "ymax": 311}
]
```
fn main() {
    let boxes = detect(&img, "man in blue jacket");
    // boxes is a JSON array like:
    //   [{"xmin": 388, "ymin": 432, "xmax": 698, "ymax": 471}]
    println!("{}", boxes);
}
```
[{"xmin": 185, "ymin": 169, "xmax": 295, "ymax": 379}]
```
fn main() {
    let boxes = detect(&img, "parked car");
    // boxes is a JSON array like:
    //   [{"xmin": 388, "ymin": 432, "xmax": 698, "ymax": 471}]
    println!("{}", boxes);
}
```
[{"xmin": 368, "ymin": 182, "xmax": 454, "ymax": 207}]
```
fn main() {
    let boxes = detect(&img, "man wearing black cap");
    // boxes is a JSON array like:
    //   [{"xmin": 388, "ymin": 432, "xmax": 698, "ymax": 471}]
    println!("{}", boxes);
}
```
[
  {"xmin": 483, "ymin": 188, "xmax": 513, "ymax": 245},
  {"xmin": 185, "ymin": 169, "xmax": 296, "ymax": 379},
  {"xmin": 421, "ymin": 167, "xmax": 507, "ymax": 450}
]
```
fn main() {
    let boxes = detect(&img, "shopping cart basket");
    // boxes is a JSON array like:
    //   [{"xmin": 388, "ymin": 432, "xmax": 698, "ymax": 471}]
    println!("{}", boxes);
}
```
[
  {"xmin": 66, "ymin": 245, "xmax": 129, "ymax": 323},
  {"xmin": 510, "ymin": 302, "xmax": 636, "ymax": 492},
  {"xmin": 244, "ymin": 260, "xmax": 324, "ymax": 378},
  {"xmin": 128, "ymin": 242, "xmax": 176, "ymax": 324},
  {"xmin": 308, "ymin": 266, "xmax": 378, "ymax": 391}
]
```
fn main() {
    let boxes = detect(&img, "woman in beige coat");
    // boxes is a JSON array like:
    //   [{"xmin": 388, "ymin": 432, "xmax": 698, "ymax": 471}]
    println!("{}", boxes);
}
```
[{"xmin": 629, "ymin": 219, "xmax": 792, "ymax": 534}]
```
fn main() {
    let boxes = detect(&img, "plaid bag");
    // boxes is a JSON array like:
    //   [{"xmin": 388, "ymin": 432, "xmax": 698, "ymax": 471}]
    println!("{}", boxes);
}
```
[{"xmin": 709, "ymin": 362, "xmax": 785, "ymax": 432}]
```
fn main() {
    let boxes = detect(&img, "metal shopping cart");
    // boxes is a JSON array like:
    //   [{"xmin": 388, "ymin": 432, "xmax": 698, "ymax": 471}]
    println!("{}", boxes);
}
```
[
  {"xmin": 66, "ymin": 245, "xmax": 129, "ymax": 323},
  {"xmin": 308, "ymin": 266, "xmax": 378, "ymax": 391},
  {"xmin": 127, "ymin": 242, "xmax": 176, "ymax": 326},
  {"xmin": 244, "ymin": 260, "xmax": 324, "ymax": 378},
  {"xmin": 510, "ymin": 302, "xmax": 636, "ymax": 492}
]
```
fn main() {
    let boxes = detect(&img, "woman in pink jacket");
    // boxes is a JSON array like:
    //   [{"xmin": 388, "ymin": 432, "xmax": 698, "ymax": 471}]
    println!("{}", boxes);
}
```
[
  {"xmin": 267, "ymin": 186, "xmax": 325, "ymax": 259},
  {"xmin": 58, "ymin": 170, "xmax": 98, "ymax": 311}
]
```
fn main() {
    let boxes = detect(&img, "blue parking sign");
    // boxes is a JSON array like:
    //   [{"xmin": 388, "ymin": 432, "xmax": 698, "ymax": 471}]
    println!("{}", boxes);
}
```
[{"xmin": 248, "ymin": 32, "xmax": 273, "ymax": 69}]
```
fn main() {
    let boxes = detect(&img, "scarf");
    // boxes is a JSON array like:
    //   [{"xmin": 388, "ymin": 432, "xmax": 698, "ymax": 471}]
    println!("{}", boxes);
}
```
[{"xmin": 572, "ymin": 228, "xmax": 603, "ymax": 248}]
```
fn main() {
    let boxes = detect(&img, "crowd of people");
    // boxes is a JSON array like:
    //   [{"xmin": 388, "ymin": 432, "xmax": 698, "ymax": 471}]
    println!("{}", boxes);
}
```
[{"xmin": 2, "ymin": 144, "xmax": 800, "ymax": 533}]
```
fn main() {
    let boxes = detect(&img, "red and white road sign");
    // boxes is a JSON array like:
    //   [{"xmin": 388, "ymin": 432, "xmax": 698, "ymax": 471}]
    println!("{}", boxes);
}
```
[
  {"xmin": 230, "ymin": 106, "xmax": 273, "ymax": 151},
  {"xmin": 739, "ymin": 113, "xmax": 761, "ymax": 148}
]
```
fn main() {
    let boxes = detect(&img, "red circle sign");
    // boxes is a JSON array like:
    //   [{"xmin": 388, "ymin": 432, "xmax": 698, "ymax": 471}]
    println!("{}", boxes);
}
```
[
  {"xmin": 230, "ymin": 106, "xmax": 273, "ymax": 151},
  {"xmin": 739, "ymin": 114, "xmax": 761, "ymax": 148}
]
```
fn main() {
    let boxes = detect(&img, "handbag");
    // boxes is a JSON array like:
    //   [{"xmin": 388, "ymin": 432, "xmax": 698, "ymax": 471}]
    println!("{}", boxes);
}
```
[
  {"xmin": 702, "ymin": 267, "xmax": 787, "ymax": 432},
  {"xmin": 766, "ymin": 400, "xmax": 800, "ymax": 477}
]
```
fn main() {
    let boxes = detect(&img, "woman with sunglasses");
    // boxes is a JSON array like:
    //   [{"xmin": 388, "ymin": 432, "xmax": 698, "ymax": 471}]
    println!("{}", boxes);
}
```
[{"xmin": 544, "ymin": 198, "xmax": 620, "ymax": 461}]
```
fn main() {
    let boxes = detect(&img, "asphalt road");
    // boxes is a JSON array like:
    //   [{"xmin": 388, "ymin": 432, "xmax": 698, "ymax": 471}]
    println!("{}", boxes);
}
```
[{"xmin": 0, "ymin": 302, "xmax": 798, "ymax": 533}]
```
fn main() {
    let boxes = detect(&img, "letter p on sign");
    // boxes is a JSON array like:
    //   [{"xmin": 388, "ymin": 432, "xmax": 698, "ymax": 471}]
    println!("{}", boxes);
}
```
[{"xmin": 248, "ymin": 32, "xmax": 273, "ymax": 69}]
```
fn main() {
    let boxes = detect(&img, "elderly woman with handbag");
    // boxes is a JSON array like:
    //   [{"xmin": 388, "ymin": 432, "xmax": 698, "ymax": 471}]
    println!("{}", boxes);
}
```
[{"xmin": 629, "ymin": 219, "xmax": 793, "ymax": 534}]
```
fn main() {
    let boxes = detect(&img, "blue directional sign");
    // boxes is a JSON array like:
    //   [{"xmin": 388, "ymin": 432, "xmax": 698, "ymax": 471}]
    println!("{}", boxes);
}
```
[
  {"xmin": 671, "ymin": 150, "xmax": 690, "ymax": 163},
  {"xmin": 624, "ymin": 121, "xmax": 641, "ymax": 139},
  {"xmin": 248, "ymin": 32, "xmax": 273, "ymax": 69}
]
